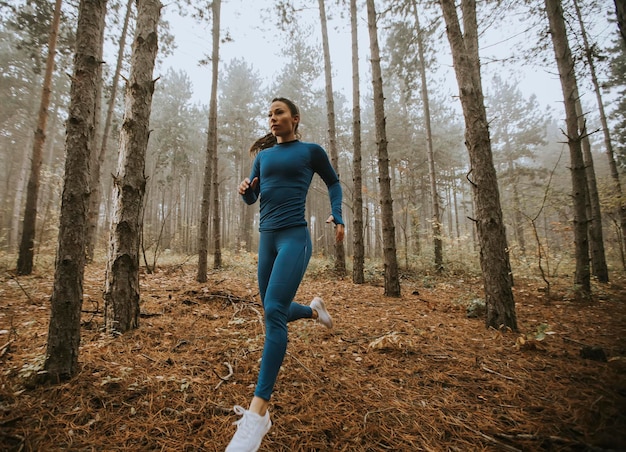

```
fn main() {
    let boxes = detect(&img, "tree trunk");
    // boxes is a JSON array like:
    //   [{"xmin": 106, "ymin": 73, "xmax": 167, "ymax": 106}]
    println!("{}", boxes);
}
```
[
  {"xmin": 616, "ymin": 0, "xmax": 626, "ymax": 45},
  {"xmin": 544, "ymin": 0, "xmax": 591, "ymax": 295},
  {"xmin": 104, "ymin": 0, "xmax": 161, "ymax": 334},
  {"xmin": 44, "ymin": 0, "xmax": 108, "ymax": 382},
  {"xmin": 439, "ymin": 0, "xmax": 517, "ymax": 330},
  {"xmin": 16, "ymin": 0, "xmax": 62, "ymax": 275},
  {"xmin": 317, "ymin": 0, "xmax": 346, "ymax": 276},
  {"xmin": 350, "ymin": 0, "xmax": 365, "ymax": 284},
  {"xmin": 575, "ymin": 95, "xmax": 608, "ymax": 282},
  {"xmin": 85, "ymin": 0, "xmax": 106, "ymax": 260},
  {"xmin": 10, "ymin": 133, "xmax": 32, "ymax": 251},
  {"xmin": 366, "ymin": 0, "xmax": 401, "ymax": 297},
  {"xmin": 86, "ymin": 0, "xmax": 133, "ymax": 261},
  {"xmin": 38, "ymin": 99, "xmax": 61, "ymax": 248},
  {"xmin": 238, "ymin": 146, "xmax": 253, "ymax": 252},
  {"xmin": 197, "ymin": 17, "xmax": 217, "ymax": 281},
  {"xmin": 412, "ymin": 0, "xmax": 443, "ymax": 272},
  {"xmin": 511, "ymin": 165, "xmax": 526, "ymax": 254},
  {"xmin": 210, "ymin": 0, "xmax": 222, "ymax": 270},
  {"xmin": 452, "ymin": 172, "xmax": 461, "ymax": 240},
  {"xmin": 575, "ymin": 0, "xmax": 626, "ymax": 270}
]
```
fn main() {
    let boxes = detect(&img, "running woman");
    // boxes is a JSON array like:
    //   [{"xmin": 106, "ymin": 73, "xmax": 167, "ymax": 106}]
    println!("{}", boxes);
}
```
[{"xmin": 226, "ymin": 97, "xmax": 344, "ymax": 452}]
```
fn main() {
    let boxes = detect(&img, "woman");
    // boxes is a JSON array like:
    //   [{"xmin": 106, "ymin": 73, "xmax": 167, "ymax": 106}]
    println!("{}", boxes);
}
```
[{"xmin": 226, "ymin": 97, "xmax": 344, "ymax": 451}]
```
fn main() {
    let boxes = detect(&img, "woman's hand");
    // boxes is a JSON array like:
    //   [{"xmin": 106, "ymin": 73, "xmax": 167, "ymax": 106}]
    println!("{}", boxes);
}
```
[
  {"xmin": 238, "ymin": 177, "xmax": 258, "ymax": 195},
  {"xmin": 326, "ymin": 215, "xmax": 345, "ymax": 243}
]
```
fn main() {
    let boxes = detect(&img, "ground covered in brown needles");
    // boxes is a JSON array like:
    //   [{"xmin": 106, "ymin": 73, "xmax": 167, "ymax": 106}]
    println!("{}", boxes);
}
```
[{"xmin": 1, "ymin": 260, "xmax": 626, "ymax": 452}]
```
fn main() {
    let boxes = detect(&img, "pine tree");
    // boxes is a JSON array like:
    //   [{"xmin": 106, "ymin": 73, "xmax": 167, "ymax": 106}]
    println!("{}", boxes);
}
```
[
  {"xmin": 367, "ymin": 0, "xmax": 401, "ymax": 297},
  {"xmin": 45, "ymin": 0, "xmax": 108, "ymax": 381},
  {"xmin": 16, "ymin": 0, "xmax": 62, "ymax": 275},
  {"xmin": 439, "ymin": 0, "xmax": 517, "ymax": 330},
  {"xmin": 104, "ymin": 0, "xmax": 161, "ymax": 334},
  {"xmin": 544, "ymin": 0, "xmax": 591, "ymax": 296}
]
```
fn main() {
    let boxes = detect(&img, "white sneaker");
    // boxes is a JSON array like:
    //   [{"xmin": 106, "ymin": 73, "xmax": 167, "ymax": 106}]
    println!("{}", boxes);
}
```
[
  {"xmin": 310, "ymin": 297, "xmax": 333, "ymax": 329},
  {"xmin": 225, "ymin": 405, "xmax": 271, "ymax": 452}
]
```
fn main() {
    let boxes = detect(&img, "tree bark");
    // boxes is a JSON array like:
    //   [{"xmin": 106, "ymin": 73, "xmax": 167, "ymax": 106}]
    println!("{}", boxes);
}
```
[
  {"xmin": 86, "ymin": 0, "xmax": 134, "ymax": 261},
  {"xmin": 85, "ymin": 0, "xmax": 106, "ymax": 260},
  {"xmin": 511, "ymin": 163, "xmax": 526, "ymax": 254},
  {"xmin": 411, "ymin": 0, "xmax": 443, "ymax": 272},
  {"xmin": 210, "ymin": 0, "xmax": 222, "ymax": 270},
  {"xmin": 317, "ymin": 0, "xmax": 346, "ymax": 276},
  {"xmin": 366, "ymin": 0, "xmax": 401, "ymax": 297},
  {"xmin": 10, "ymin": 132, "xmax": 33, "ymax": 250},
  {"xmin": 575, "ymin": 94, "xmax": 608, "ymax": 282},
  {"xmin": 16, "ymin": 0, "xmax": 62, "ymax": 275},
  {"xmin": 197, "ymin": 24, "xmax": 217, "ymax": 280},
  {"xmin": 439, "ymin": 0, "xmax": 517, "ymax": 330},
  {"xmin": 575, "ymin": 0, "xmax": 626, "ymax": 271},
  {"xmin": 104, "ymin": 0, "xmax": 161, "ymax": 334},
  {"xmin": 44, "ymin": 0, "xmax": 108, "ymax": 381},
  {"xmin": 616, "ymin": 0, "xmax": 626, "ymax": 45},
  {"xmin": 544, "ymin": 0, "xmax": 591, "ymax": 295},
  {"xmin": 350, "ymin": 0, "xmax": 365, "ymax": 284}
]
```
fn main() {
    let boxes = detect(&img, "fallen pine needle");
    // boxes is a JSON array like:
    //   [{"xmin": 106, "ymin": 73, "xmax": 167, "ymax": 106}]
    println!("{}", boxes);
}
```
[{"xmin": 482, "ymin": 365, "xmax": 514, "ymax": 380}]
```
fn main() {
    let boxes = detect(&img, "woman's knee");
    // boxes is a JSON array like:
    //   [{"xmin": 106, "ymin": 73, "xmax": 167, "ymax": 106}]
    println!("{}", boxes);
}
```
[{"xmin": 264, "ymin": 302, "xmax": 288, "ymax": 329}]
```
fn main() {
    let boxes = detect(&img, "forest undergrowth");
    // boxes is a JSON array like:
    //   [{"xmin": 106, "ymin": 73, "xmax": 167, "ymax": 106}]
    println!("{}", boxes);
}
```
[{"xmin": 1, "ymin": 253, "xmax": 625, "ymax": 451}]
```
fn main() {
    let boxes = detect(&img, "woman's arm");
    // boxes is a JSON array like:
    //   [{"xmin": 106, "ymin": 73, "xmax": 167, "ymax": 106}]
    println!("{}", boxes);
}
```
[
  {"xmin": 240, "ymin": 156, "xmax": 260, "ymax": 205},
  {"xmin": 311, "ymin": 144, "xmax": 344, "ymax": 226}
]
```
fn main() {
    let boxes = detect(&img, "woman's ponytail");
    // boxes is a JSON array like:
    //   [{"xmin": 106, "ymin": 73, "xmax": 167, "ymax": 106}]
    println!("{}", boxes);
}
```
[{"xmin": 249, "ymin": 133, "xmax": 277, "ymax": 156}]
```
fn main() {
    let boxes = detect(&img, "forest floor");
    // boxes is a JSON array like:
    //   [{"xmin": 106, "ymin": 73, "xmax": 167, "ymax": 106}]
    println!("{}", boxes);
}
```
[{"xmin": 1, "ymin": 257, "xmax": 626, "ymax": 452}]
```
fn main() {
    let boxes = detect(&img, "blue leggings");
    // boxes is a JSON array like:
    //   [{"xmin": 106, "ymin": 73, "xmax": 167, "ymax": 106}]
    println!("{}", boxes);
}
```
[{"xmin": 254, "ymin": 226, "xmax": 313, "ymax": 400}]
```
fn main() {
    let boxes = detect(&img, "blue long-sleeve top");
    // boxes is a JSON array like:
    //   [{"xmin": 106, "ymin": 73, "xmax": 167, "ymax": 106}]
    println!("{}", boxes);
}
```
[{"xmin": 241, "ymin": 140, "xmax": 344, "ymax": 232}]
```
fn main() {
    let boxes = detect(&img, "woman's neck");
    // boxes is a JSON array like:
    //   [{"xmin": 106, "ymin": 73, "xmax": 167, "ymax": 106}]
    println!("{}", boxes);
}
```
[{"xmin": 276, "ymin": 134, "xmax": 297, "ymax": 144}]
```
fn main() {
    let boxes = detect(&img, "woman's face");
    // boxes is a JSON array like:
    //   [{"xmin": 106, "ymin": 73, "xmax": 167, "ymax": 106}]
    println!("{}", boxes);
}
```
[{"xmin": 268, "ymin": 100, "xmax": 299, "ymax": 140}]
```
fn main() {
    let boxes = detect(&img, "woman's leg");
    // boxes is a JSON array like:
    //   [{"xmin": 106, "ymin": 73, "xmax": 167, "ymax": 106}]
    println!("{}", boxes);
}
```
[
  {"xmin": 227, "ymin": 227, "xmax": 324, "ymax": 452},
  {"xmin": 257, "ymin": 231, "xmax": 276, "ymax": 307},
  {"xmin": 258, "ymin": 230, "xmax": 314, "ymax": 323},
  {"xmin": 286, "ymin": 228, "xmax": 314, "ymax": 321},
  {"xmin": 254, "ymin": 226, "xmax": 312, "ymax": 401}
]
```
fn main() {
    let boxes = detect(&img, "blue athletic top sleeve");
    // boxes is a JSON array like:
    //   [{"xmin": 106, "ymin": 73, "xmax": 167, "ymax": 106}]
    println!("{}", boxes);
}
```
[{"xmin": 241, "ymin": 140, "xmax": 344, "ymax": 232}]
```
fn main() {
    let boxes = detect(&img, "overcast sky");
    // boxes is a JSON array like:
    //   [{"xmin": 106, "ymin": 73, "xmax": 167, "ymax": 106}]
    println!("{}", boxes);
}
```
[
  {"xmin": 156, "ymin": 1, "xmax": 617, "ymax": 115},
  {"xmin": 159, "ymin": 0, "xmax": 361, "ymax": 103}
]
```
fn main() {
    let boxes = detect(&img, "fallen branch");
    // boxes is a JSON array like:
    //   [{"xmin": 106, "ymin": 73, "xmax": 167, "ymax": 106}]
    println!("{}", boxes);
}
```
[
  {"xmin": 247, "ymin": 305, "xmax": 263, "ymax": 325},
  {"xmin": 165, "ymin": 254, "xmax": 196, "ymax": 274},
  {"xmin": 7, "ymin": 272, "xmax": 33, "ymax": 303},
  {"xmin": 449, "ymin": 417, "xmax": 522, "ymax": 452},
  {"xmin": 213, "ymin": 361, "xmax": 233, "ymax": 390},
  {"xmin": 139, "ymin": 311, "xmax": 163, "ymax": 318},
  {"xmin": 232, "ymin": 304, "xmax": 264, "ymax": 332},
  {"xmin": 207, "ymin": 293, "xmax": 253, "ymax": 304},
  {"xmin": 200, "ymin": 399, "xmax": 232, "ymax": 415},
  {"xmin": 141, "ymin": 353, "xmax": 157, "ymax": 362},
  {"xmin": 1, "ymin": 339, "xmax": 15, "ymax": 358},
  {"xmin": 494, "ymin": 432, "xmax": 598, "ymax": 450},
  {"xmin": 287, "ymin": 352, "xmax": 322, "ymax": 382},
  {"xmin": 81, "ymin": 298, "xmax": 101, "ymax": 318},
  {"xmin": 562, "ymin": 336, "xmax": 588, "ymax": 347},
  {"xmin": 363, "ymin": 407, "xmax": 401, "ymax": 427},
  {"xmin": 0, "ymin": 415, "xmax": 23, "ymax": 427}
]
